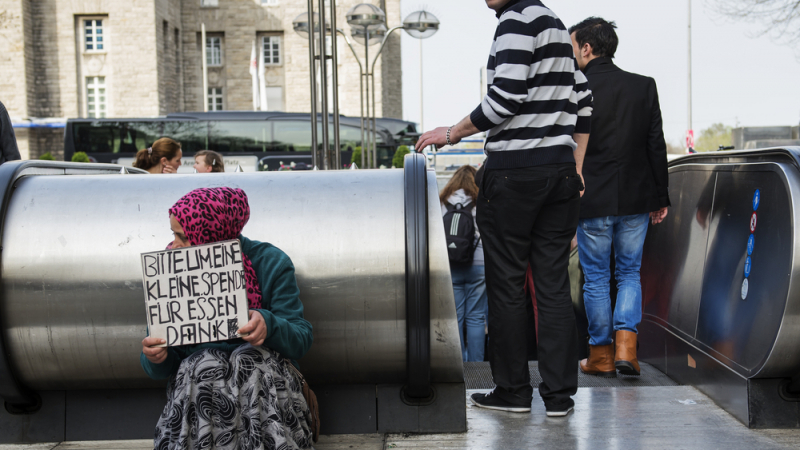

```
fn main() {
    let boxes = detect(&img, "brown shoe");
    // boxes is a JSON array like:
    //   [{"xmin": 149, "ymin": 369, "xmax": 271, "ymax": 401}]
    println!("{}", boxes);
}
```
[
  {"xmin": 579, "ymin": 344, "xmax": 616, "ymax": 378},
  {"xmin": 615, "ymin": 330, "xmax": 641, "ymax": 376}
]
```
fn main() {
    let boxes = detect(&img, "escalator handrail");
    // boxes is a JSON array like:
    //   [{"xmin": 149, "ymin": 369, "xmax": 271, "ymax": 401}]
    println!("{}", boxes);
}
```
[
  {"xmin": 669, "ymin": 147, "xmax": 800, "ymax": 170},
  {"xmin": 403, "ymin": 153, "xmax": 431, "ymax": 399}
]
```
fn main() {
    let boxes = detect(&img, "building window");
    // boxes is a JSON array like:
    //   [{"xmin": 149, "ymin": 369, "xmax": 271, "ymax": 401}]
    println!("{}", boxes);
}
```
[
  {"xmin": 206, "ymin": 37, "xmax": 222, "ymax": 66},
  {"xmin": 86, "ymin": 77, "xmax": 107, "ymax": 118},
  {"xmin": 261, "ymin": 0, "xmax": 279, "ymax": 5},
  {"xmin": 201, "ymin": 0, "xmax": 218, "ymax": 7},
  {"xmin": 208, "ymin": 87, "xmax": 223, "ymax": 111},
  {"xmin": 84, "ymin": 19, "xmax": 104, "ymax": 51},
  {"xmin": 262, "ymin": 36, "xmax": 281, "ymax": 65}
]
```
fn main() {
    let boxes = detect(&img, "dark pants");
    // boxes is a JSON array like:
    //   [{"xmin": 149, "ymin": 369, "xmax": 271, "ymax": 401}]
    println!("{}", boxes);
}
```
[{"xmin": 476, "ymin": 163, "xmax": 581, "ymax": 408}]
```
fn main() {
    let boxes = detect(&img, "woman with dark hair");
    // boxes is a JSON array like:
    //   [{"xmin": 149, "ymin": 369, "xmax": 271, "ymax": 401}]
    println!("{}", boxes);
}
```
[
  {"xmin": 193, "ymin": 149, "xmax": 225, "ymax": 173},
  {"xmin": 141, "ymin": 187, "xmax": 314, "ymax": 449},
  {"xmin": 133, "ymin": 137, "xmax": 182, "ymax": 174},
  {"xmin": 440, "ymin": 165, "xmax": 487, "ymax": 362}
]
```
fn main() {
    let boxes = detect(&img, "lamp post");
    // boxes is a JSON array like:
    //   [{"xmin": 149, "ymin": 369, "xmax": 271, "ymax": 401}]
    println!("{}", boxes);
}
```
[
  {"xmin": 293, "ymin": 12, "xmax": 322, "ymax": 168},
  {"xmin": 337, "ymin": 27, "xmax": 375, "ymax": 169},
  {"xmin": 368, "ymin": 10, "xmax": 439, "ymax": 167},
  {"xmin": 346, "ymin": 4, "xmax": 386, "ymax": 168},
  {"xmin": 351, "ymin": 23, "xmax": 385, "ymax": 168},
  {"xmin": 293, "ymin": 2, "xmax": 341, "ymax": 170},
  {"xmin": 345, "ymin": 5, "xmax": 439, "ymax": 168}
]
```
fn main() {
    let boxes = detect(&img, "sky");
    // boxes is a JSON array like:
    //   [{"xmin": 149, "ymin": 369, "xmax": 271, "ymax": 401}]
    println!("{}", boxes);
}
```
[{"xmin": 398, "ymin": 0, "xmax": 800, "ymax": 145}]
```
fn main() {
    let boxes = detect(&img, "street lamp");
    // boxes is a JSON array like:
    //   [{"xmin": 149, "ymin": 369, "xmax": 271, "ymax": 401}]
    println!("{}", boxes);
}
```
[
  {"xmin": 402, "ymin": 10, "xmax": 440, "ymax": 39},
  {"xmin": 349, "ymin": 24, "xmax": 385, "ymax": 169},
  {"xmin": 346, "ymin": 3, "xmax": 385, "ymax": 27},
  {"xmin": 293, "ymin": 1, "xmax": 342, "ymax": 170},
  {"xmin": 351, "ymin": 24, "xmax": 386, "ymax": 46},
  {"xmin": 346, "ymin": 5, "xmax": 439, "ymax": 168},
  {"xmin": 292, "ymin": 12, "xmax": 331, "ymax": 38},
  {"xmin": 337, "ymin": 26, "xmax": 380, "ymax": 169},
  {"xmin": 347, "ymin": 4, "xmax": 386, "ymax": 169},
  {"xmin": 365, "ymin": 10, "xmax": 439, "ymax": 167},
  {"xmin": 401, "ymin": 11, "xmax": 439, "ymax": 132}
]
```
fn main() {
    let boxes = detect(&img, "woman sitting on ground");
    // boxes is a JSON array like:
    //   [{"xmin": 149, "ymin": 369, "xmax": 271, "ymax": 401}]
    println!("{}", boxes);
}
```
[
  {"xmin": 140, "ymin": 187, "xmax": 314, "ymax": 450},
  {"xmin": 193, "ymin": 149, "xmax": 225, "ymax": 173},
  {"xmin": 441, "ymin": 165, "xmax": 487, "ymax": 362},
  {"xmin": 133, "ymin": 137, "xmax": 182, "ymax": 174}
]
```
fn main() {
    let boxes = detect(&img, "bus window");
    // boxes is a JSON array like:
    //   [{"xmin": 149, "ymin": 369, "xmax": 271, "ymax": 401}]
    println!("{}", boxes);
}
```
[
  {"xmin": 339, "ymin": 124, "xmax": 364, "ymax": 152},
  {"xmin": 270, "ymin": 121, "xmax": 382, "ymax": 153},
  {"xmin": 115, "ymin": 122, "xmax": 162, "ymax": 153},
  {"xmin": 163, "ymin": 121, "xmax": 208, "ymax": 153},
  {"xmin": 272, "ymin": 120, "xmax": 311, "ymax": 152},
  {"xmin": 207, "ymin": 121, "xmax": 271, "ymax": 153},
  {"xmin": 73, "ymin": 122, "xmax": 116, "ymax": 154}
]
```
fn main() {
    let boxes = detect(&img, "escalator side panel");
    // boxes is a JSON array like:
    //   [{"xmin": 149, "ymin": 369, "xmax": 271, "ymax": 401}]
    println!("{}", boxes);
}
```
[
  {"xmin": 642, "ymin": 167, "xmax": 716, "ymax": 338},
  {"xmin": 697, "ymin": 168, "xmax": 792, "ymax": 374}
]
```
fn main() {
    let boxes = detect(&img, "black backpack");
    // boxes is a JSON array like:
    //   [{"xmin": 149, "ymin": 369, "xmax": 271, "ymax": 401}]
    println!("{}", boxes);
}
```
[{"xmin": 443, "ymin": 202, "xmax": 476, "ymax": 265}]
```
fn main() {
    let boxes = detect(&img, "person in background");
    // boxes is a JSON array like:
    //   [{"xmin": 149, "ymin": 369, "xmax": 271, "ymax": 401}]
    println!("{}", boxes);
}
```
[
  {"xmin": 193, "ymin": 149, "xmax": 225, "ymax": 173},
  {"xmin": 441, "ymin": 165, "xmax": 487, "ymax": 362},
  {"xmin": 0, "ymin": 101, "xmax": 21, "ymax": 164},
  {"xmin": 569, "ymin": 17, "xmax": 670, "ymax": 377},
  {"xmin": 133, "ymin": 137, "xmax": 182, "ymax": 174}
]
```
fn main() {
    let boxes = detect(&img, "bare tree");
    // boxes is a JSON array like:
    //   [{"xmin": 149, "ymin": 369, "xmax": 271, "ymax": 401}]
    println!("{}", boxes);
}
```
[{"xmin": 712, "ymin": 1, "xmax": 800, "ymax": 54}]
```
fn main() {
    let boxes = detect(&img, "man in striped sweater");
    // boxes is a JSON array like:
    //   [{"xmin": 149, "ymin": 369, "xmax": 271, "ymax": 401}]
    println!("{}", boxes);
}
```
[{"xmin": 416, "ymin": 0, "xmax": 592, "ymax": 416}]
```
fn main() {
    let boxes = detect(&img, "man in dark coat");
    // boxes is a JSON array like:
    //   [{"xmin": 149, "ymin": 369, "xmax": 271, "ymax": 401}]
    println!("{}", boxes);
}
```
[
  {"xmin": 569, "ymin": 17, "xmax": 670, "ymax": 377},
  {"xmin": 0, "ymin": 101, "xmax": 22, "ymax": 164}
]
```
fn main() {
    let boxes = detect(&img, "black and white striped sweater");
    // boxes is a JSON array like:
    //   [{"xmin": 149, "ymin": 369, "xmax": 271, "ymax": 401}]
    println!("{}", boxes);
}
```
[{"xmin": 470, "ymin": 0, "xmax": 593, "ymax": 169}]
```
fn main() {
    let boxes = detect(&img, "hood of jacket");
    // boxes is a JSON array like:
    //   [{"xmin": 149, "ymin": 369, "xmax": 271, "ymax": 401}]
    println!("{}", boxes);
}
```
[{"xmin": 446, "ymin": 189, "xmax": 473, "ymax": 208}]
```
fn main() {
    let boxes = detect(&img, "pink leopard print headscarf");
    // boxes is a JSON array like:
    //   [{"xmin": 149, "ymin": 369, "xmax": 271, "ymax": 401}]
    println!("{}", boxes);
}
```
[{"xmin": 169, "ymin": 187, "xmax": 263, "ymax": 309}]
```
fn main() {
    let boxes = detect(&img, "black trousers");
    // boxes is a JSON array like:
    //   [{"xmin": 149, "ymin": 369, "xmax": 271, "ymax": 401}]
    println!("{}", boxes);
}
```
[{"xmin": 476, "ymin": 163, "xmax": 581, "ymax": 407}]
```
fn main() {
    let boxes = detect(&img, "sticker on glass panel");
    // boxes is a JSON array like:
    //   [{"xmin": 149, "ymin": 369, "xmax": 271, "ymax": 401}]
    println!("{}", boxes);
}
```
[{"xmin": 753, "ymin": 189, "xmax": 760, "ymax": 211}]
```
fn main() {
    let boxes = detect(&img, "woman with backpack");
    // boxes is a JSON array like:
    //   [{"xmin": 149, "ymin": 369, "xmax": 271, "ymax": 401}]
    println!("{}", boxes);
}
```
[{"xmin": 441, "ymin": 164, "xmax": 487, "ymax": 362}]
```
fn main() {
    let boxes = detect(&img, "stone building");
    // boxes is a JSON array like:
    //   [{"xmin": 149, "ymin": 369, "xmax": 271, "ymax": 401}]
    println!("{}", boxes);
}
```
[{"xmin": 0, "ymin": 0, "xmax": 402, "ymax": 159}]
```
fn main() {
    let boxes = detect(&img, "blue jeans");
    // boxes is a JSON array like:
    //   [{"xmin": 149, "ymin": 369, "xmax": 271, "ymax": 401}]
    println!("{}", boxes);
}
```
[
  {"xmin": 576, "ymin": 214, "xmax": 649, "ymax": 346},
  {"xmin": 451, "ymin": 264, "xmax": 488, "ymax": 362}
]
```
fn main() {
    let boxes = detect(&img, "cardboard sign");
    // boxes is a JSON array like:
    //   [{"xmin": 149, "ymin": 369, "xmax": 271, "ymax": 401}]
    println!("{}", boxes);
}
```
[{"xmin": 141, "ymin": 240, "xmax": 250, "ymax": 346}]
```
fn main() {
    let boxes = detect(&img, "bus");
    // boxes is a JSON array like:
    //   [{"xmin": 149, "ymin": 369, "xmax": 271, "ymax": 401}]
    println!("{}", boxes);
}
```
[{"xmin": 64, "ymin": 111, "xmax": 419, "ymax": 172}]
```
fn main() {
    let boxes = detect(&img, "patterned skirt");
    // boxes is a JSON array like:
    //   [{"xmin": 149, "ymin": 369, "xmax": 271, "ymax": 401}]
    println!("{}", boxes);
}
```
[{"xmin": 154, "ymin": 345, "xmax": 313, "ymax": 450}]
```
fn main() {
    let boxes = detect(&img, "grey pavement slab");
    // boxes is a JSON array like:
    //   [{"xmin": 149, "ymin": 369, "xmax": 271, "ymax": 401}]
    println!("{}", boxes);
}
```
[
  {"xmin": 464, "ymin": 361, "xmax": 677, "ymax": 389},
  {"xmin": 0, "ymin": 443, "xmax": 153, "ymax": 450},
  {"xmin": 385, "ymin": 387, "xmax": 800, "ymax": 449},
  {"xmin": 315, "ymin": 434, "xmax": 385, "ymax": 450},
  {"xmin": 2, "ymin": 386, "xmax": 799, "ymax": 450}
]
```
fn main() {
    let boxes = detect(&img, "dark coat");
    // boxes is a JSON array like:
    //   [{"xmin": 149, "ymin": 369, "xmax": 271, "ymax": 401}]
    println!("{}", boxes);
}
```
[
  {"xmin": 0, "ymin": 101, "xmax": 21, "ymax": 164},
  {"xmin": 579, "ymin": 57, "xmax": 670, "ymax": 219}
]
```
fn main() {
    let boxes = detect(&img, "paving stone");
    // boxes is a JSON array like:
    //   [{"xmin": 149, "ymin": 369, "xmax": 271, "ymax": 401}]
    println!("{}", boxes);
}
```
[{"xmin": 384, "ymin": 387, "xmax": 800, "ymax": 450}]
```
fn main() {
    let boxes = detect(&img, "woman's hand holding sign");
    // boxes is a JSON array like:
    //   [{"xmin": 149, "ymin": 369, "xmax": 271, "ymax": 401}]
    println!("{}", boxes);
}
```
[
  {"xmin": 142, "ymin": 337, "xmax": 168, "ymax": 364},
  {"xmin": 238, "ymin": 310, "xmax": 268, "ymax": 346}
]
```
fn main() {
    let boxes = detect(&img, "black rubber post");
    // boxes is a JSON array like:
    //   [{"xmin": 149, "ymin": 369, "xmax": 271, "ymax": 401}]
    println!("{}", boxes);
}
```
[{"xmin": 403, "ymin": 153, "xmax": 431, "ymax": 399}]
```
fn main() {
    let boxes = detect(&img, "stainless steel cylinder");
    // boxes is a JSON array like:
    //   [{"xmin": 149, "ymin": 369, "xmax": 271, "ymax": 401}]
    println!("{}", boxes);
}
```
[{"xmin": 0, "ymin": 168, "xmax": 462, "ymax": 390}]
